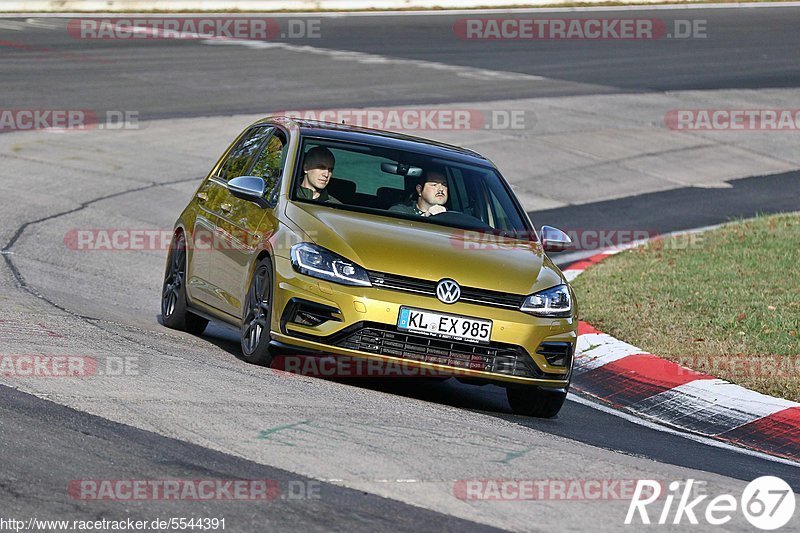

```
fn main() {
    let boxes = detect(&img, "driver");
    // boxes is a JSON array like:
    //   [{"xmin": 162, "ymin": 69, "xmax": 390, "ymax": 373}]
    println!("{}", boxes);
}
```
[{"xmin": 389, "ymin": 167, "xmax": 448, "ymax": 217}]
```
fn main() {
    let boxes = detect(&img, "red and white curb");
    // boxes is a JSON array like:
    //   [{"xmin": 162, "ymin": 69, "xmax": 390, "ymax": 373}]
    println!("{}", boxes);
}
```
[{"xmin": 565, "ymin": 247, "xmax": 800, "ymax": 463}]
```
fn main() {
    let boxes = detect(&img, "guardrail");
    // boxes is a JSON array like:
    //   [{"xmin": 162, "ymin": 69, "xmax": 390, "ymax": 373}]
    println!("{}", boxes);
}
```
[{"xmin": 0, "ymin": 0, "xmax": 685, "ymax": 13}]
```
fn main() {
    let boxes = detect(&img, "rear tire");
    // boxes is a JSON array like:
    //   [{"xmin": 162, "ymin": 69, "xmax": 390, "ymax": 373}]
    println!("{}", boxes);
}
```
[
  {"xmin": 506, "ymin": 386, "xmax": 567, "ymax": 418},
  {"xmin": 161, "ymin": 232, "xmax": 208, "ymax": 335},
  {"xmin": 239, "ymin": 257, "xmax": 274, "ymax": 366}
]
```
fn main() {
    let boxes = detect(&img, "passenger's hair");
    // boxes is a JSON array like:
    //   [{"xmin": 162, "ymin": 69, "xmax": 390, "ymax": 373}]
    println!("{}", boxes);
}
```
[{"xmin": 304, "ymin": 146, "xmax": 335, "ymax": 168}]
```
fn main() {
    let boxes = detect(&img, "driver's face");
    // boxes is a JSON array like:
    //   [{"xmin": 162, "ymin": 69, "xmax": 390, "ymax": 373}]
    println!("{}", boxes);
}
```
[{"xmin": 418, "ymin": 173, "xmax": 448, "ymax": 206}]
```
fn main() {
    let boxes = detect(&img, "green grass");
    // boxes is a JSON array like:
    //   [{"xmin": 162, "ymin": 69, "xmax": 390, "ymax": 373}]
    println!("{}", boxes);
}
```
[{"xmin": 572, "ymin": 213, "xmax": 800, "ymax": 401}]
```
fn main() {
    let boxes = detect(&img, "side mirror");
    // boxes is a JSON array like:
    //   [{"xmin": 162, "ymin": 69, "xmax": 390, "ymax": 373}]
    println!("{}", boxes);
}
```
[
  {"xmin": 228, "ymin": 176, "xmax": 270, "ymax": 208},
  {"xmin": 540, "ymin": 225, "xmax": 572, "ymax": 253}
]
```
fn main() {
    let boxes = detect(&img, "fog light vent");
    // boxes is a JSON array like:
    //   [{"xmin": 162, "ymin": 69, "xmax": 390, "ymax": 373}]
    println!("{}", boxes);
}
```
[
  {"xmin": 294, "ymin": 311, "xmax": 325, "ymax": 326},
  {"xmin": 536, "ymin": 342, "xmax": 573, "ymax": 367},
  {"xmin": 281, "ymin": 298, "xmax": 341, "ymax": 330}
]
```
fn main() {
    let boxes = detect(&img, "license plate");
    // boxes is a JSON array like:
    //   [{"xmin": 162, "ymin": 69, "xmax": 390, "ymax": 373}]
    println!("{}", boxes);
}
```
[{"xmin": 397, "ymin": 307, "xmax": 492, "ymax": 344}]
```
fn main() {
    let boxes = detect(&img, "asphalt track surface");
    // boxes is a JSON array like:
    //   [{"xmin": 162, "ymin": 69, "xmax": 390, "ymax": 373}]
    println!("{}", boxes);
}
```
[
  {"xmin": 0, "ymin": 385, "xmax": 501, "ymax": 532},
  {"xmin": 539, "ymin": 170, "xmax": 800, "ymax": 237},
  {"xmin": 2, "ymin": 7, "xmax": 800, "ymax": 119},
  {"xmin": 1, "ymin": 6, "xmax": 800, "ymax": 532}
]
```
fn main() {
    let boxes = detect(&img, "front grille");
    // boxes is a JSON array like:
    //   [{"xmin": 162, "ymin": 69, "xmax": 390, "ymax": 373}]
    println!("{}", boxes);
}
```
[
  {"xmin": 334, "ymin": 323, "xmax": 547, "ymax": 378},
  {"xmin": 367, "ymin": 271, "xmax": 525, "ymax": 310}
]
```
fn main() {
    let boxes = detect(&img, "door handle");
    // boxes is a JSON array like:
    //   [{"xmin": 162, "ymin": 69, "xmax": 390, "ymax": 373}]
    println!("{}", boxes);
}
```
[
  {"xmin": 196, "ymin": 192, "xmax": 208, "ymax": 202},
  {"xmin": 220, "ymin": 203, "xmax": 233, "ymax": 213}
]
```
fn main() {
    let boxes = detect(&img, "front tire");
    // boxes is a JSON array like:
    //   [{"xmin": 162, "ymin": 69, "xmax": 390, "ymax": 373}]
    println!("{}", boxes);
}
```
[
  {"xmin": 239, "ymin": 257, "xmax": 274, "ymax": 366},
  {"xmin": 506, "ymin": 386, "xmax": 567, "ymax": 418},
  {"xmin": 161, "ymin": 232, "xmax": 208, "ymax": 335}
]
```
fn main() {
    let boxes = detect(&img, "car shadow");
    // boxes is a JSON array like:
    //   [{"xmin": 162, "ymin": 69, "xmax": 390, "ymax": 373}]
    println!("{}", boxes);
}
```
[{"xmin": 188, "ymin": 322, "xmax": 571, "ymax": 427}]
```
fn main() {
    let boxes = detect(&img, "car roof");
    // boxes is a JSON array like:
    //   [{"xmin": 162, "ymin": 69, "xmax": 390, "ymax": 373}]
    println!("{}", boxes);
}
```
[{"xmin": 255, "ymin": 116, "xmax": 496, "ymax": 168}]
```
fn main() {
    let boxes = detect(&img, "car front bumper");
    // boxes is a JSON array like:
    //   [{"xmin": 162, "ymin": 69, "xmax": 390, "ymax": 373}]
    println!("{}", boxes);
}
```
[{"xmin": 269, "ymin": 256, "xmax": 576, "ymax": 387}]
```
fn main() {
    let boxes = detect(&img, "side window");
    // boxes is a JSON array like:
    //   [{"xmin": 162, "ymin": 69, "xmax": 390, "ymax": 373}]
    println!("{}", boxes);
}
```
[
  {"xmin": 460, "ymin": 169, "xmax": 489, "ymax": 223},
  {"xmin": 446, "ymin": 169, "xmax": 467, "ymax": 213},
  {"xmin": 488, "ymin": 189, "xmax": 508, "ymax": 230},
  {"xmin": 484, "ymin": 178, "xmax": 527, "ymax": 233},
  {"xmin": 217, "ymin": 126, "xmax": 272, "ymax": 181},
  {"xmin": 250, "ymin": 131, "xmax": 287, "ymax": 204}
]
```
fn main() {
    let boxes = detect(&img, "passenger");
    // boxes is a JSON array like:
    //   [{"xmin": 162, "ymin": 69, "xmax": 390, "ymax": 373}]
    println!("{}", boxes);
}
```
[
  {"xmin": 298, "ymin": 146, "xmax": 340, "ymax": 203},
  {"xmin": 389, "ymin": 168, "xmax": 448, "ymax": 217}
]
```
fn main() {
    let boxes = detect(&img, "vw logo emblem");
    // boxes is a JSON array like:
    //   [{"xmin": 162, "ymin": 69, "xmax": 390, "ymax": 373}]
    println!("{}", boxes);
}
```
[{"xmin": 436, "ymin": 279, "xmax": 461, "ymax": 304}]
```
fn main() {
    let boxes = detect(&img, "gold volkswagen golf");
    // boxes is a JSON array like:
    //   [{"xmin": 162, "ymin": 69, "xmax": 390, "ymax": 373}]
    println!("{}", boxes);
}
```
[{"xmin": 162, "ymin": 117, "xmax": 577, "ymax": 417}]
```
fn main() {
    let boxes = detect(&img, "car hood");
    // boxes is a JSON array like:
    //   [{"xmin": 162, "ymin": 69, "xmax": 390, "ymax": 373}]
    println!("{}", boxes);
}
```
[{"xmin": 285, "ymin": 202, "xmax": 564, "ymax": 296}]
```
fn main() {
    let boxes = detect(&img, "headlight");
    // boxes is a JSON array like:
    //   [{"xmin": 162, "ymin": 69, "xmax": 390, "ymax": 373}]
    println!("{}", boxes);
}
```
[
  {"xmin": 520, "ymin": 284, "xmax": 572, "ymax": 317},
  {"xmin": 290, "ymin": 243, "xmax": 372, "ymax": 287}
]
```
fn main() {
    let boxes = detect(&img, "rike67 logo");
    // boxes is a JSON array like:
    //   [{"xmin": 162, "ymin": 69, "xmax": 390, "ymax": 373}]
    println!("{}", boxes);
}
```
[{"xmin": 626, "ymin": 477, "xmax": 796, "ymax": 529}]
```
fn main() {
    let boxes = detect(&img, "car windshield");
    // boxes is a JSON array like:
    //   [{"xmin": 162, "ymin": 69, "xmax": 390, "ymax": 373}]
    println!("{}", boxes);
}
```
[{"xmin": 292, "ymin": 137, "xmax": 533, "ymax": 237}]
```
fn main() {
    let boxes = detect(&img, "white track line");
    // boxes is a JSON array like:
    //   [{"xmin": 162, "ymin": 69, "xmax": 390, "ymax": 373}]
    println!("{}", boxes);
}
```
[
  {"xmin": 102, "ymin": 22, "xmax": 544, "ymax": 81},
  {"xmin": 575, "ymin": 332, "xmax": 646, "ymax": 371},
  {"xmin": 0, "ymin": 20, "xmax": 26, "ymax": 29},
  {"xmin": 636, "ymin": 379, "xmax": 799, "ymax": 431},
  {"xmin": 201, "ymin": 39, "xmax": 543, "ymax": 81},
  {"xmin": 568, "ymin": 394, "xmax": 800, "ymax": 467}
]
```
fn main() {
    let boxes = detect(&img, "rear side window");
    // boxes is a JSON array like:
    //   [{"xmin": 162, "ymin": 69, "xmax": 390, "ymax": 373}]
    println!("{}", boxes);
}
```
[{"xmin": 217, "ymin": 126, "xmax": 272, "ymax": 181}]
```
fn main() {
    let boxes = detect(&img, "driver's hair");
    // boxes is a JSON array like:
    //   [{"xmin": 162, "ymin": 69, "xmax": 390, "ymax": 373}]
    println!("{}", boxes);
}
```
[{"xmin": 419, "ymin": 165, "xmax": 448, "ymax": 185}]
